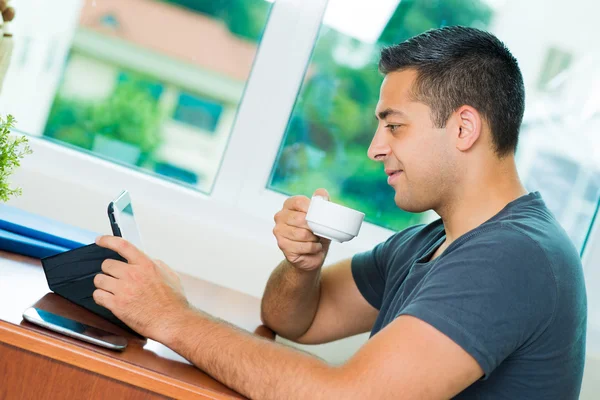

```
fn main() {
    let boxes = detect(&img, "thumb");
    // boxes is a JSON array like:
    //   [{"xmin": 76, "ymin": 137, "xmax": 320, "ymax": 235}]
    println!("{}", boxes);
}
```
[{"xmin": 312, "ymin": 188, "xmax": 330, "ymax": 201}]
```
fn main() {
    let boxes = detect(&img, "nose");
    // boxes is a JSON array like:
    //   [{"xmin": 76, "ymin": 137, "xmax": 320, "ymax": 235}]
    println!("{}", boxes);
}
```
[{"xmin": 368, "ymin": 124, "xmax": 391, "ymax": 162}]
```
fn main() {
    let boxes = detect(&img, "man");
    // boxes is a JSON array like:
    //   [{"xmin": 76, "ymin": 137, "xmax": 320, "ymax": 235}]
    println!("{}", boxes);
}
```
[{"xmin": 94, "ymin": 26, "xmax": 587, "ymax": 399}]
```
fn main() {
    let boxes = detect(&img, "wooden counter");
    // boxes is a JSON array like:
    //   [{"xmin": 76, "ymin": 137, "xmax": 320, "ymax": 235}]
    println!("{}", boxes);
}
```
[{"xmin": 0, "ymin": 251, "xmax": 274, "ymax": 399}]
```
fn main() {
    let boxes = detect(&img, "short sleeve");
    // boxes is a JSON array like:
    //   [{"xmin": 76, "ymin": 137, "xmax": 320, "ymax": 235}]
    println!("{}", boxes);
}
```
[
  {"xmin": 352, "ymin": 225, "xmax": 427, "ymax": 310},
  {"xmin": 351, "ymin": 242, "xmax": 387, "ymax": 309},
  {"xmin": 398, "ymin": 227, "xmax": 557, "ymax": 378}
]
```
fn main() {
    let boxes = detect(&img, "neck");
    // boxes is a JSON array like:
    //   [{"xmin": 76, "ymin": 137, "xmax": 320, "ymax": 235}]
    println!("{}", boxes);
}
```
[{"xmin": 436, "ymin": 154, "xmax": 528, "ymax": 244}]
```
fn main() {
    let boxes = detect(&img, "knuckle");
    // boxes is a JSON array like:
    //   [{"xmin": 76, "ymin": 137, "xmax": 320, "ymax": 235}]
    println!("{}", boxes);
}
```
[
  {"xmin": 292, "ymin": 228, "xmax": 306, "ymax": 242},
  {"xmin": 293, "ymin": 196, "xmax": 306, "ymax": 210},
  {"xmin": 295, "ymin": 213, "xmax": 306, "ymax": 226},
  {"xmin": 93, "ymin": 290, "xmax": 104, "ymax": 305},
  {"xmin": 283, "ymin": 197, "xmax": 295, "ymax": 209},
  {"xmin": 114, "ymin": 295, "xmax": 125, "ymax": 308},
  {"xmin": 116, "ymin": 239, "xmax": 129, "ymax": 252},
  {"xmin": 126, "ymin": 268, "xmax": 138, "ymax": 280},
  {"xmin": 276, "ymin": 237, "xmax": 285, "ymax": 251},
  {"xmin": 292, "ymin": 242, "xmax": 306, "ymax": 255},
  {"xmin": 300, "ymin": 229, "xmax": 312, "ymax": 241},
  {"xmin": 301, "ymin": 242, "xmax": 311, "ymax": 253},
  {"xmin": 121, "ymin": 285, "xmax": 133, "ymax": 300},
  {"xmin": 304, "ymin": 242, "xmax": 316, "ymax": 254},
  {"xmin": 286, "ymin": 252, "xmax": 299, "ymax": 263}
]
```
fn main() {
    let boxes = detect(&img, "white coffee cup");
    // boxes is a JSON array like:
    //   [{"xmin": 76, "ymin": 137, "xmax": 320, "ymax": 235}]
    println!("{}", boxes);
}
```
[{"xmin": 305, "ymin": 196, "xmax": 365, "ymax": 243}]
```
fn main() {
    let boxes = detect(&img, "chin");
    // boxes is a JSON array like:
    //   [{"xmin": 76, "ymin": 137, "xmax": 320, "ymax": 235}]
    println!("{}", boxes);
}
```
[{"xmin": 394, "ymin": 192, "xmax": 429, "ymax": 213}]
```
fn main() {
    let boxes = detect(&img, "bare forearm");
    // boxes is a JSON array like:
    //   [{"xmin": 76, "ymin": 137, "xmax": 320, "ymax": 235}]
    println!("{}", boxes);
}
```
[
  {"xmin": 160, "ymin": 308, "xmax": 341, "ymax": 400},
  {"xmin": 260, "ymin": 259, "xmax": 321, "ymax": 339}
]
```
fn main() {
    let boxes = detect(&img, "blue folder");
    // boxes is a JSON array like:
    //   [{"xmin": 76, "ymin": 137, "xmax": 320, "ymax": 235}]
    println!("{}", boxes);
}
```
[
  {"xmin": 0, "ymin": 204, "xmax": 99, "ymax": 258},
  {"xmin": 0, "ymin": 228, "xmax": 70, "ymax": 259}
]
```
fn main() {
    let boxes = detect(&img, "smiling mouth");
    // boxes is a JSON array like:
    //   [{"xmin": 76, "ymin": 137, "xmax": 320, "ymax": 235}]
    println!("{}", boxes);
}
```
[
  {"xmin": 385, "ymin": 169, "xmax": 403, "ymax": 177},
  {"xmin": 386, "ymin": 169, "xmax": 403, "ymax": 185}
]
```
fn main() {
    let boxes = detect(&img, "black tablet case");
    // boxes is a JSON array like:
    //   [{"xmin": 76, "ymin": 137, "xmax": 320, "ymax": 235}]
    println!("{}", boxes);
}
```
[{"xmin": 41, "ymin": 244, "xmax": 138, "ymax": 335}]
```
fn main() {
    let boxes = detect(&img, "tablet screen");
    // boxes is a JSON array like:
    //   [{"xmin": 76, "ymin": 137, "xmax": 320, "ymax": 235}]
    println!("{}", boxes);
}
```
[{"xmin": 110, "ymin": 191, "xmax": 144, "ymax": 250}]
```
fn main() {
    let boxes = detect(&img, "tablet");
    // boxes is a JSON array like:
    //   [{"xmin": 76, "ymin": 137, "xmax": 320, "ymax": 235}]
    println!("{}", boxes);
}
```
[
  {"xmin": 107, "ymin": 190, "xmax": 144, "ymax": 251},
  {"xmin": 23, "ymin": 307, "xmax": 128, "ymax": 351}
]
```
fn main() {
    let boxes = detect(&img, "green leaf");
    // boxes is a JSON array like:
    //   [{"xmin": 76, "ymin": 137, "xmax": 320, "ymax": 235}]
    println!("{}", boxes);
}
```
[{"xmin": 0, "ymin": 115, "xmax": 33, "ymax": 202}]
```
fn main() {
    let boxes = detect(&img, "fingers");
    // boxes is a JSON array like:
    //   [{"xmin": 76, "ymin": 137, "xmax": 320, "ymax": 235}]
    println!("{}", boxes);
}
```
[
  {"xmin": 94, "ymin": 273, "xmax": 119, "ymax": 294},
  {"xmin": 312, "ymin": 188, "xmax": 329, "ymax": 200},
  {"xmin": 93, "ymin": 288, "xmax": 115, "ymax": 310},
  {"xmin": 96, "ymin": 235, "xmax": 148, "ymax": 265},
  {"xmin": 277, "ymin": 224, "xmax": 319, "ymax": 243},
  {"xmin": 101, "ymin": 259, "xmax": 128, "ymax": 279},
  {"xmin": 275, "ymin": 236, "xmax": 323, "ymax": 256},
  {"xmin": 283, "ymin": 195, "xmax": 310, "ymax": 213},
  {"xmin": 273, "ymin": 209, "xmax": 319, "ymax": 241},
  {"xmin": 281, "ymin": 209, "xmax": 310, "ymax": 229}
]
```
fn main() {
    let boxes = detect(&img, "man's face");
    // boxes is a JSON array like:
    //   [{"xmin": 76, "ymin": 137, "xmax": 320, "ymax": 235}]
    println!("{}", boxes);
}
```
[{"xmin": 369, "ymin": 69, "xmax": 457, "ymax": 213}]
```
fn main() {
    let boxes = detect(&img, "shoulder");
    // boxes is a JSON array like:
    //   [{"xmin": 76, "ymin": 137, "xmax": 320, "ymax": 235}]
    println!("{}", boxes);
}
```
[
  {"xmin": 439, "ymin": 224, "xmax": 559, "ymax": 306},
  {"xmin": 446, "ymin": 223, "xmax": 554, "ymax": 270}
]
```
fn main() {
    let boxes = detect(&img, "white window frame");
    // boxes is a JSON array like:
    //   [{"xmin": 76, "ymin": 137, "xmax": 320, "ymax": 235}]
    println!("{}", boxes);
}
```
[
  {"xmin": 210, "ymin": 0, "xmax": 396, "ymax": 248},
  {"xmin": 7, "ymin": 0, "xmax": 396, "ymax": 279}
]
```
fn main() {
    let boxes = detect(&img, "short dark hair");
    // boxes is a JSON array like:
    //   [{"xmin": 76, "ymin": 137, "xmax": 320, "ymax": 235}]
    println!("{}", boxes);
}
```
[{"xmin": 379, "ymin": 26, "xmax": 525, "ymax": 156}]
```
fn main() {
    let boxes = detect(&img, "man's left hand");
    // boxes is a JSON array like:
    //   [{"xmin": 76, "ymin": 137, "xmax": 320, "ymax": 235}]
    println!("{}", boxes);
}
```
[{"xmin": 93, "ymin": 235, "xmax": 190, "ymax": 340}]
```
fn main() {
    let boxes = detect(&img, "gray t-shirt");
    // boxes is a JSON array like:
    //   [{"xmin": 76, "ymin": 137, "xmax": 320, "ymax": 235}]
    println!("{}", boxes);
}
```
[{"xmin": 352, "ymin": 192, "xmax": 587, "ymax": 399}]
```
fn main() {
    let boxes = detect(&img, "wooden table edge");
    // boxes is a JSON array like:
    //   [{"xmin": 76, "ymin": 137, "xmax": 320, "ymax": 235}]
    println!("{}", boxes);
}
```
[{"xmin": 0, "ymin": 320, "xmax": 238, "ymax": 400}]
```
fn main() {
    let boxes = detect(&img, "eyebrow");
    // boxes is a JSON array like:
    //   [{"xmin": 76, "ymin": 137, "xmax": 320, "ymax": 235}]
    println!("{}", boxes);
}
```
[{"xmin": 376, "ymin": 108, "xmax": 407, "ymax": 120}]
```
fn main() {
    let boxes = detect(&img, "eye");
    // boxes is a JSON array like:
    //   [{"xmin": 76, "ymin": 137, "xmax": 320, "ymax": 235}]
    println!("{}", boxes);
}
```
[{"xmin": 386, "ymin": 124, "xmax": 402, "ymax": 133}]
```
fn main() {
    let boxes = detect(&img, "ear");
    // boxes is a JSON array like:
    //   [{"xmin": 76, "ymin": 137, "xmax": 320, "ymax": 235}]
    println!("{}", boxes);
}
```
[{"xmin": 454, "ymin": 106, "xmax": 482, "ymax": 152}]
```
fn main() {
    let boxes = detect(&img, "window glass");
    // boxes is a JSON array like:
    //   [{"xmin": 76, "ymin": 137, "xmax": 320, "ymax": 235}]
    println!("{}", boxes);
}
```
[
  {"xmin": 7, "ymin": 0, "xmax": 273, "ymax": 193},
  {"xmin": 269, "ymin": 0, "xmax": 492, "ymax": 231},
  {"xmin": 268, "ymin": 0, "xmax": 600, "ymax": 249},
  {"xmin": 173, "ymin": 92, "xmax": 224, "ymax": 133}
]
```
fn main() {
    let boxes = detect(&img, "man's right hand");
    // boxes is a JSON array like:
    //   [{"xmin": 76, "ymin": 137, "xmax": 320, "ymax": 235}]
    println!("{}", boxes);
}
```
[{"xmin": 273, "ymin": 188, "xmax": 331, "ymax": 272}]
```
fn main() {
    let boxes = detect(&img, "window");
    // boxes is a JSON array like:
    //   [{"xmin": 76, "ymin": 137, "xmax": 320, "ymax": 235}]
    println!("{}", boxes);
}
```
[
  {"xmin": 269, "ymin": 0, "xmax": 493, "ymax": 232},
  {"xmin": 6, "ymin": 0, "xmax": 273, "ymax": 194},
  {"xmin": 268, "ymin": 0, "xmax": 600, "ymax": 246}
]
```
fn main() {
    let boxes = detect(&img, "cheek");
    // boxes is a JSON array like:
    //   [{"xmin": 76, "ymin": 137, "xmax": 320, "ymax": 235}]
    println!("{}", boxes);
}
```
[{"xmin": 410, "ymin": 142, "xmax": 451, "ymax": 185}]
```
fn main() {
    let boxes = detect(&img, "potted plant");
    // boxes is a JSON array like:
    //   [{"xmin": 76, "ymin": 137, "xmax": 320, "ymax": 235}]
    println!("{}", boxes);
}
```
[{"xmin": 0, "ymin": 115, "xmax": 32, "ymax": 202}]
